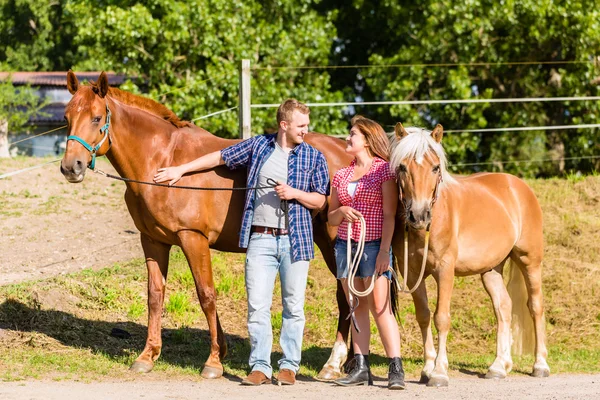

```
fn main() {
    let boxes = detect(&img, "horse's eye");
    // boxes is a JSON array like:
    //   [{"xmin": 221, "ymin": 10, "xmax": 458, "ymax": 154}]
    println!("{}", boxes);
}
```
[
  {"xmin": 397, "ymin": 164, "xmax": 407, "ymax": 173},
  {"xmin": 92, "ymin": 116, "xmax": 102, "ymax": 123},
  {"xmin": 432, "ymin": 165, "xmax": 440, "ymax": 174}
]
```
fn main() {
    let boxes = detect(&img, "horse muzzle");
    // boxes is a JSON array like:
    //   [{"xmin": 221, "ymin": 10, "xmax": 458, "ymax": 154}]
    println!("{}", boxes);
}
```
[
  {"xmin": 60, "ymin": 159, "xmax": 86, "ymax": 183},
  {"xmin": 407, "ymin": 206, "xmax": 431, "ymax": 230}
]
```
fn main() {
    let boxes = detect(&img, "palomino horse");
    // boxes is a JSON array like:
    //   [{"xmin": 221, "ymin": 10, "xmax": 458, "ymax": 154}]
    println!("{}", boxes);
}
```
[
  {"xmin": 60, "ymin": 71, "xmax": 354, "ymax": 379},
  {"xmin": 389, "ymin": 123, "xmax": 550, "ymax": 387}
]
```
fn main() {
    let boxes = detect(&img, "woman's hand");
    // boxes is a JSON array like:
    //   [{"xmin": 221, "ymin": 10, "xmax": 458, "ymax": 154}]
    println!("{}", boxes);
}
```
[
  {"xmin": 339, "ymin": 206, "xmax": 363, "ymax": 222},
  {"xmin": 154, "ymin": 166, "xmax": 184, "ymax": 186},
  {"xmin": 375, "ymin": 250, "xmax": 390, "ymax": 275}
]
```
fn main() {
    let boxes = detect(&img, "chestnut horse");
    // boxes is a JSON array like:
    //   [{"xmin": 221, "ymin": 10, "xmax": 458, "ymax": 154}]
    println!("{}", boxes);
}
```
[
  {"xmin": 389, "ymin": 123, "xmax": 550, "ymax": 386},
  {"xmin": 60, "ymin": 71, "xmax": 353, "ymax": 379}
]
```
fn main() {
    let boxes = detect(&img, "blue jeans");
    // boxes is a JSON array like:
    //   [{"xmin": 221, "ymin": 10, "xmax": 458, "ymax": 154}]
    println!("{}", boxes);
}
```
[
  {"xmin": 245, "ymin": 232, "xmax": 310, "ymax": 378},
  {"xmin": 334, "ymin": 238, "xmax": 393, "ymax": 280}
]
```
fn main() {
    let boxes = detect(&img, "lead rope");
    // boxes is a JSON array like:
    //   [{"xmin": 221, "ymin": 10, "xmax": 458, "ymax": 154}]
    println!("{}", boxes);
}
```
[
  {"xmin": 397, "ymin": 223, "xmax": 430, "ymax": 294},
  {"xmin": 345, "ymin": 215, "xmax": 379, "ymax": 333}
]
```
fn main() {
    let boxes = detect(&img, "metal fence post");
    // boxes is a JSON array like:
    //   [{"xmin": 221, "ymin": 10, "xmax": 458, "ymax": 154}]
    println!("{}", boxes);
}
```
[{"xmin": 239, "ymin": 59, "xmax": 251, "ymax": 139}]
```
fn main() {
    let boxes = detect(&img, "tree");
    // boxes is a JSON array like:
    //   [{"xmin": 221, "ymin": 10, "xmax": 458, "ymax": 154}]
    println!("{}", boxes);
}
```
[
  {"xmin": 321, "ymin": 0, "xmax": 600, "ymax": 176},
  {"xmin": 62, "ymin": 0, "xmax": 347, "ymax": 137},
  {"xmin": 0, "ymin": 76, "xmax": 48, "ymax": 157}
]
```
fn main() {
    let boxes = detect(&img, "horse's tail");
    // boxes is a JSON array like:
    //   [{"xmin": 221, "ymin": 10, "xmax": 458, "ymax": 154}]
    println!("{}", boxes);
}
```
[
  {"xmin": 506, "ymin": 260, "xmax": 535, "ymax": 355},
  {"xmin": 390, "ymin": 254, "xmax": 401, "ymax": 322}
]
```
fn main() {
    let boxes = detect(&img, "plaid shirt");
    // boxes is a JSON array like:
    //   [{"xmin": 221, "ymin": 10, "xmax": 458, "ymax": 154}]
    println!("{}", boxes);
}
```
[
  {"xmin": 332, "ymin": 157, "xmax": 395, "ymax": 242},
  {"xmin": 221, "ymin": 133, "xmax": 330, "ymax": 262}
]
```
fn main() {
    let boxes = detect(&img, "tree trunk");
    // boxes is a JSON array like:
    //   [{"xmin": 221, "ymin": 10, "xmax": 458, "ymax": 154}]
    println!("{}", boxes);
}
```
[
  {"xmin": 547, "ymin": 131, "xmax": 565, "ymax": 174},
  {"xmin": 0, "ymin": 119, "xmax": 10, "ymax": 158}
]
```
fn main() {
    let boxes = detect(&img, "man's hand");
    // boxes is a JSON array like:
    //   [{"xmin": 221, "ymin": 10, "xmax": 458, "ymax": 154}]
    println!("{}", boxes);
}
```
[
  {"xmin": 154, "ymin": 166, "xmax": 184, "ymax": 186},
  {"xmin": 274, "ymin": 181, "xmax": 299, "ymax": 200}
]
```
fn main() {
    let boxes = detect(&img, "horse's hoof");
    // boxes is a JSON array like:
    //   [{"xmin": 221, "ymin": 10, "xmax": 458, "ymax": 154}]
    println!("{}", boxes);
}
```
[
  {"xmin": 129, "ymin": 361, "xmax": 153, "ymax": 373},
  {"xmin": 419, "ymin": 372, "xmax": 430, "ymax": 384},
  {"xmin": 427, "ymin": 375, "xmax": 449, "ymax": 387},
  {"xmin": 485, "ymin": 369, "xmax": 507, "ymax": 379},
  {"xmin": 316, "ymin": 366, "xmax": 342, "ymax": 381},
  {"xmin": 201, "ymin": 364, "xmax": 223, "ymax": 379},
  {"xmin": 532, "ymin": 367, "xmax": 550, "ymax": 378}
]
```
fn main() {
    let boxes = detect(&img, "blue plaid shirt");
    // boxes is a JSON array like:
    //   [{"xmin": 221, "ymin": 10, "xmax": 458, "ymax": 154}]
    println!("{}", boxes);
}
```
[{"xmin": 221, "ymin": 133, "xmax": 330, "ymax": 262}]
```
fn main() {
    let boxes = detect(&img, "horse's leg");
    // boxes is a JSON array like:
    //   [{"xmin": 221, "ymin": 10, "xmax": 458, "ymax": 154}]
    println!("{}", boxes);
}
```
[
  {"xmin": 428, "ymin": 267, "xmax": 455, "ymax": 387},
  {"xmin": 410, "ymin": 280, "xmax": 436, "ymax": 383},
  {"xmin": 178, "ymin": 231, "xmax": 226, "ymax": 379},
  {"xmin": 130, "ymin": 234, "xmax": 171, "ymax": 373},
  {"xmin": 510, "ymin": 251, "xmax": 550, "ymax": 377},
  {"xmin": 481, "ymin": 264, "xmax": 513, "ymax": 379},
  {"xmin": 314, "ymin": 231, "xmax": 349, "ymax": 381}
]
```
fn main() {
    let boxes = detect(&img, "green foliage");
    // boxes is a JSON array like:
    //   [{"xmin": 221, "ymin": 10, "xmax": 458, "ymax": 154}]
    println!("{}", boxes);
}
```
[
  {"xmin": 1, "ymin": 0, "xmax": 599, "ymax": 174},
  {"xmin": 321, "ymin": 0, "xmax": 600, "ymax": 176},
  {"xmin": 0, "ymin": 77, "xmax": 48, "ymax": 132},
  {"xmin": 62, "ymin": 0, "xmax": 347, "ymax": 137}
]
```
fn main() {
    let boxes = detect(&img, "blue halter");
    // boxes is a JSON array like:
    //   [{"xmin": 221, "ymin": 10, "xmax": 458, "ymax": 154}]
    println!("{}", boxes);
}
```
[{"xmin": 67, "ymin": 102, "xmax": 112, "ymax": 170}]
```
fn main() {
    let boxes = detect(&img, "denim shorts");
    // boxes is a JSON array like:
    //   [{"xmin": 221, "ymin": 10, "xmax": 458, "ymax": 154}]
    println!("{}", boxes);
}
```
[{"xmin": 334, "ymin": 238, "xmax": 393, "ymax": 280}]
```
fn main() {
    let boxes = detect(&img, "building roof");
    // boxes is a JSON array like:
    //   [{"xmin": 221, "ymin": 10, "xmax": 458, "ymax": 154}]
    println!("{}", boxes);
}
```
[{"xmin": 0, "ymin": 71, "xmax": 130, "ymax": 87}]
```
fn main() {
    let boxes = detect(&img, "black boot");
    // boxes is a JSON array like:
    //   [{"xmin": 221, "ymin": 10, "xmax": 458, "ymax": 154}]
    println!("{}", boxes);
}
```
[
  {"xmin": 388, "ymin": 357, "xmax": 406, "ymax": 390},
  {"xmin": 334, "ymin": 354, "xmax": 373, "ymax": 386}
]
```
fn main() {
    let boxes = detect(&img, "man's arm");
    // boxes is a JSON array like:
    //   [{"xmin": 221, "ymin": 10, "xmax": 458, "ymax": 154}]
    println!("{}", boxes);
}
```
[
  {"xmin": 274, "ymin": 184, "xmax": 327, "ymax": 210},
  {"xmin": 154, "ymin": 136, "xmax": 256, "ymax": 186},
  {"xmin": 273, "ymin": 151, "xmax": 329, "ymax": 210},
  {"xmin": 154, "ymin": 151, "xmax": 224, "ymax": 186}
]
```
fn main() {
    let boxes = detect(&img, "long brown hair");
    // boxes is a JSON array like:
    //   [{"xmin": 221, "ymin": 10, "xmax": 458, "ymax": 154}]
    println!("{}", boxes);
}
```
[{"xmin": 351, "ymin": 115, "xmax": 390, "ymax": 161}]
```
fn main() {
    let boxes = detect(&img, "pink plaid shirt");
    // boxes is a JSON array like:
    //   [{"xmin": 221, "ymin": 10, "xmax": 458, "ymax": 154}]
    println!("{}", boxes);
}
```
[{"xmin": 332, "ymin": 157, "xmax": 396, "ymax": 242}]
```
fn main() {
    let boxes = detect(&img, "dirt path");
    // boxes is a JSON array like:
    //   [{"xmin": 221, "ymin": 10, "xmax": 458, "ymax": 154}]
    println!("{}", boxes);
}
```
[
  {"xmin": 0, "ymin": 374, "xmax": 598, "ymax": 399},
  {"xmin": 1, "ymin": 158, "xmax": 599, "ymax": 399},
  {"xmin": 0, "ymin": 158, "xmax": 142, "ymax": 285}
]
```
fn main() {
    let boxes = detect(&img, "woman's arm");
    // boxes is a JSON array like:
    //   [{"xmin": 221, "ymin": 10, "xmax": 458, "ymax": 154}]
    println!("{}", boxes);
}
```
[{"xmin": 375, "ymin": 180, "xmax": 399, "ymax": 273}]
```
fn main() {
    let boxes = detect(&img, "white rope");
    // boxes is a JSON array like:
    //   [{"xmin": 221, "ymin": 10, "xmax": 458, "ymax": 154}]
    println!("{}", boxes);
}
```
[
  {"xmin": 0, "ymin": 158, "xmax": 61, "ymax": 180},
  {"xmin": 398, "ymin": 225, "xmax": 429, "ymax": 294},
  {"xmin": 191, "ymin": 106, "xmax": 237, "ymax": 121},
  {"xmin": 251, "ymin": 96, "xmax": 600, "ymax": 108},
  {"xmin": 346, "ymin": 216, "xmax": 376, "ymax": 299},
  {"xmin": 446, "ymin": 123, "xmax": 600, "ymax": 134}
]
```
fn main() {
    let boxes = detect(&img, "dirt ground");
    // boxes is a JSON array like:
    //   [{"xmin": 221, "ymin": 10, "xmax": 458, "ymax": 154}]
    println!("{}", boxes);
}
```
[
  {"xmin": 0, "ymin": 158, "xmax": 142, "ymax": 285},
  {"xmin": 1, "ymin": 158, "xmax": 599, "ymax": 399},
  {"xmin": 0, "ymin": 374, "xmax": 598, "ymax": 400}
]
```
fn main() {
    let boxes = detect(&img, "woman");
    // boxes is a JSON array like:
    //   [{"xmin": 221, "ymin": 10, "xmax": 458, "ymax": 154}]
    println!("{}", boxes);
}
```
[{"xmin": 328, "ymin": 115, "xmax": 404, "ymax": 390}]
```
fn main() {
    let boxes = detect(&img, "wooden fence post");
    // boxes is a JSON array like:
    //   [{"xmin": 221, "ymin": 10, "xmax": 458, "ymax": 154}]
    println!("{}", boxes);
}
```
[{"xmin": 239, "ymin": 59, "xmax": 251, "ymax": 139}]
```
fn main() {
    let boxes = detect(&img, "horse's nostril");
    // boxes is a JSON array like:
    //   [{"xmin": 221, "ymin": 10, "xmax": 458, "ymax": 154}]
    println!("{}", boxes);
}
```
[
  {"xmin": 73, "ymin": 160, "xmax": 83, "ymax": 174},
  {"xmin": 408, "ymin": 210, "xmax": 416, "ymax": 223}
]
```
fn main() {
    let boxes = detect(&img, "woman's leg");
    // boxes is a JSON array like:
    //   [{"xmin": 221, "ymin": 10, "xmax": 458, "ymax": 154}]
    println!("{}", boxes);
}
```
[
  {"xmin": 369, "ymin": 275, "xmax": 400, "ymax": 357},
  {"xmin": 349, "ymin": 278, "xmax": 371, "ymax": 355},
  {"xmin": 334, "ymin": 278, "xmax": 373, "ymax": 386}
]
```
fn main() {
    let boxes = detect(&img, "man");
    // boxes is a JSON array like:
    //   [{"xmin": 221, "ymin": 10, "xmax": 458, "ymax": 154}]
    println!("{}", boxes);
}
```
[{"xmin": 154, "ymin": 99, "xmax": 330, "ymax": 386}]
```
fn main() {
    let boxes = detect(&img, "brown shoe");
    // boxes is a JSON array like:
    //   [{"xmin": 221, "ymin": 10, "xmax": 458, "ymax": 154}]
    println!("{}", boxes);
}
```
[
  {"xmin": 277, "ymin": 369, "xmax": 296, "ymax": 385},
  {"xmin": 241, "ymin": 370, "xmax": 271, "ymax": 386}
]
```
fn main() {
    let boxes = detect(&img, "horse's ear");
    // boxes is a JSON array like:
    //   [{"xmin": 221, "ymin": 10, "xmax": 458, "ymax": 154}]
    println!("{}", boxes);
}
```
[
  {"xmin": 394, "ymin": 122, "xmax": 409, "ymax": 139},
  {"xmin": 97, "ymin": 71, "xmax": 109, "ymax": 98},
  {"xmin": 432, "ymin": 124, "xmax": 444, "ymax": 143},
  {"xmin": 66, "ymin": 70, "xmax": 79, "ymax": 94}
]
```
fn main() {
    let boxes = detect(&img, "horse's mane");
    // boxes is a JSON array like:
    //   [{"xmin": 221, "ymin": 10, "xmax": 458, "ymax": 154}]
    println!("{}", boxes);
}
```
[
  {"xmin": 106, "ymin": 86, "xmax": 191, "ymax": 128},
  {"xmin": 389, "ymin": 127, "xmax": 456, "ymax": 188},
  {"xmin": 67, "ymin": 80, "xmax": 191, "ymax": 129}
]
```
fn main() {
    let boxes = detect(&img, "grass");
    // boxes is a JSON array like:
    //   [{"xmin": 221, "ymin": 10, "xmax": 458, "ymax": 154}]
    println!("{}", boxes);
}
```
[{"xmin": 0, "ymin": 175, "xmax": 599, "ymax": 382}]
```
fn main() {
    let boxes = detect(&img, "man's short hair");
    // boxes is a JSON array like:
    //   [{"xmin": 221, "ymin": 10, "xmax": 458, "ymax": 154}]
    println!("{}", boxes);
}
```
[{"xmin": 277, "ymin": 99, "xmax": 310, "ymax": 125}]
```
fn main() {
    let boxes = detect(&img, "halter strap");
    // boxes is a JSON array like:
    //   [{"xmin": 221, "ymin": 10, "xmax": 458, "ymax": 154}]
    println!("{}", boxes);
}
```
[{"xmin": 67, "ymin": 102, "xmax": 112, "ymax": 170}]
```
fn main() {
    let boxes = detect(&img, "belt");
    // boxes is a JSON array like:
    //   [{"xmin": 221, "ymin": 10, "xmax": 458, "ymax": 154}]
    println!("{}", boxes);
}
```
[{"xmin": 251, "ymin": 225, "xmax": 289, "ymax": 236}]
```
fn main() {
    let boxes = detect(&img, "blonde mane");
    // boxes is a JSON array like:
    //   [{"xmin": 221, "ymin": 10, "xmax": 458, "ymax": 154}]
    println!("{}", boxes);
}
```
[{"xmin": 389, "ymin": 127, "xmax": 456, "ymax": 188}]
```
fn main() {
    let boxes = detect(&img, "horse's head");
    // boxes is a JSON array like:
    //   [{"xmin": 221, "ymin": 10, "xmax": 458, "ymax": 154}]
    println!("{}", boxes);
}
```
[
  {"xmin": 390, "ymin": 123, "xmax": 453, "ymax": 230},
  {"xmin": 60, "ymin": 70, "xmax": 112, "ymax": 183}
]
